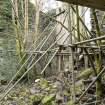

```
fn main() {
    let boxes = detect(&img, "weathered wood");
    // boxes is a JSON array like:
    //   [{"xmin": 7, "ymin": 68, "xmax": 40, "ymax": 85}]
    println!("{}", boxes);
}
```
[
  {"xmin": 76, "ymin": 66, "xmax": 105, "ymax": 104},
  {"xmin": 57, "ymin": 0, "xmax": 105, "ymax": 11}
]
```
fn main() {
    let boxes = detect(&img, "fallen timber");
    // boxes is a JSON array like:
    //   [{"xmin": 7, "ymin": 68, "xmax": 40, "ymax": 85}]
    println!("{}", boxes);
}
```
[
  {"xmin": 25, "ymin": 51, "xmax": 105, "ymax": 56},
  {"xmin": 24, "ymin": 43, "xmax": 105, "ymax": 55},
  {"xmin": 57, "ymin": 0, "xmax": 105, "ymax": 11},
  {"xmin": 73, "ymin": 35, "xmax": 105, "ymax": 45},
  {"xmin": 76, "ymin": 66, "xmax": 105, "ymax": 104}
]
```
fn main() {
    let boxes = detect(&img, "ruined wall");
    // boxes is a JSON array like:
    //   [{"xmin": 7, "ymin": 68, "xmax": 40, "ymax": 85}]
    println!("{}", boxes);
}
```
[{"xmin": 0, "ymin": 32, "xmax": 18, "ymax": 81}]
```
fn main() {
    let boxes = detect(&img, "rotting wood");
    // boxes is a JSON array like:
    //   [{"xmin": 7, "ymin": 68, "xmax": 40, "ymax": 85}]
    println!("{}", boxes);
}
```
[
  {"xmin": 2, "ymin": 0, "xmax": 105, "ymax": 104},
  {"xmin": 84, "ymin": 48, "xmax": 97, "ymax": 76},
  {"xmin": 76, "ymin": 66, "xmax": 105, "ymax": 104},
  {"xmin": 72, "ymin": 35, "xmax": 105, "ymax": 45},
  {"xmin": 92, "ymin": 9, "xmax": 103, "ymax": 103},
  {"xmin": 2, "ymin": 25, "xmax": 56, "ymax": 93},
  {"xmin": 2, "ymin": 12, "xmax": 68, "ymax": 93},
  {"xmin": 41, "ymin": 48, "xmax": 59, "ymax": 74},
  {"xmin": 57, "ymin": 0, "xmax": 105, "ymax": 11},
  {"xmin": 0, "ymin": 32, "xmax": 67, "ymax": 102},
  {"xmin": 68, "ymin": 4, "xmax": 76, "ymax": 103}
]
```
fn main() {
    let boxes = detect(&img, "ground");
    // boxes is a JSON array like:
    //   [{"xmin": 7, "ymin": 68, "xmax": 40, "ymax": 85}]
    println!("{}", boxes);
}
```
[{"xmin": 0, "ymin": 75, "xmax": 72, "ymax": 105}]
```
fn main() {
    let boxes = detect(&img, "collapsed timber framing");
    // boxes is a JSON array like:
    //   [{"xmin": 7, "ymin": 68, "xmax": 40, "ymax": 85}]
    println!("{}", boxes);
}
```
[
  {"xmin": 57, "ymin": 0, "xmax": 105, "ymax": 11},
  {"xmin": 1, "ymin": 0, "xmax": 105, "ymax": 105}
]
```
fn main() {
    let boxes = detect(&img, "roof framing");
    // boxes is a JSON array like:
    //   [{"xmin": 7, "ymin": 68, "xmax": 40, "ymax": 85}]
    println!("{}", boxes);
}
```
[{"xmin": 57, "ymin": 0, "xmax": 105, "ymax": 11}]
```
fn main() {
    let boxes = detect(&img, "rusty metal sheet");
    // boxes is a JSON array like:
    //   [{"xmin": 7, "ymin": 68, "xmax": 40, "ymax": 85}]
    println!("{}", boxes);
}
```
[{"xmin": 57, "ymin": 0, "xmax": 105, "ymax": 11}]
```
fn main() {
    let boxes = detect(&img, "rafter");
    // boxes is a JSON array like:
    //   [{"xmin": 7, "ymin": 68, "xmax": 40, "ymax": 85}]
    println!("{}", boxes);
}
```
[{"xmin": 57, "ymin": 0, "xmax": 105, "ymax": 11}]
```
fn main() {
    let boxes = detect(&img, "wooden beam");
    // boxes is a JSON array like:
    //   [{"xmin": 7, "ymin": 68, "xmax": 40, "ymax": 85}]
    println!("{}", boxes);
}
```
[{"xmin": 57, "ymin": 0, "xmax": 105, "ymax": 11}]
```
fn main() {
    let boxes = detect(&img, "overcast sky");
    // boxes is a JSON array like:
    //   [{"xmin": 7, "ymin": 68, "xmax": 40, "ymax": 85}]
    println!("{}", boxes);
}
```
[{"xmin": 30, "ymin": 0, "xmax": 62, "ymax": 12}]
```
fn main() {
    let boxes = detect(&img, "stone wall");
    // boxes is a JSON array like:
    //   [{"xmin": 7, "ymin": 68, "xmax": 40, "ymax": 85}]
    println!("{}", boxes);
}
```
[{"xmin": 0, "ymin": 32, "xmax": 18, "ymax": 81}]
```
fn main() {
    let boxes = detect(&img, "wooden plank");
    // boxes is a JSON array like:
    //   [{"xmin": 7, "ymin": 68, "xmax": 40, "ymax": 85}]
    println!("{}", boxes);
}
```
[{"xmin": 57, "ymin": 0, "xmax": 105, "ymax": 11}]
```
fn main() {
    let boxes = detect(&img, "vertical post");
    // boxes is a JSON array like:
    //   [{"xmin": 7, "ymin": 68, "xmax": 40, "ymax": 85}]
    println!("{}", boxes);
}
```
[
  {"xmin": 68, "ymin": 4, "xmax": 76, "ymax": 103},
  {"xmin": 58, "ymin": 47, "xmax": 61, "ymax": 72},
  {"xmin": 84, "ymin": 51, "xmax": 89, "ymax": 69},
  {"xmin": 76, "ymin": 5, "xmax": 80, "ymax": 41},
  {"xmin": 92, "ymin": 9, "xmax": 102, "ymax": 104},
  {"xmin": 58, "ymin": 46, "xmax": 64, "ymax": 71},
  {"xmin": 76, "ymin": 5, "xmax": 80, "ymax": 72}
]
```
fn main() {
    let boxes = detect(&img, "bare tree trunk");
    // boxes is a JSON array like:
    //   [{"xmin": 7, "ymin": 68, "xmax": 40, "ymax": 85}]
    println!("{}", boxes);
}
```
[
  {"xmin": 11, "ymin": 0, "xmax": 22, "ymax": 58},
  {"xmin": 21, "ymin": 0, "xmax": 24, "ymax": 19},
  {"xmin": 24, "ymin": 0, "xmax": 29, "ymax": 51},
  {"xmin": 15, "ymin": 0, "xmax": 19, "ymax": 18},
  {"xmin": 34, "ymin": 0, "xmax": 43, "ymax": 42},
  {"xmin": 12, "ymin": 0, "xmax": 15, "ymax": 23}
]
